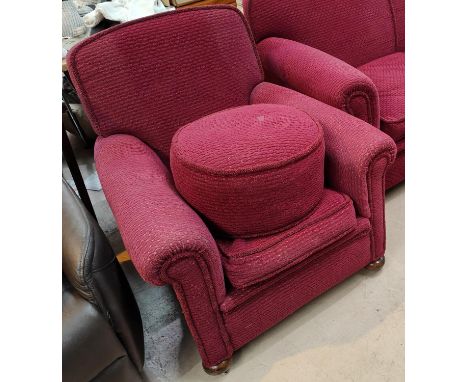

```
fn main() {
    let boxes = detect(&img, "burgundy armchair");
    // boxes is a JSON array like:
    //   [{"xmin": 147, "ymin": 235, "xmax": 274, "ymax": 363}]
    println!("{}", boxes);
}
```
[
  {"xmin": 243, "ymin": 0, "xmax": 405, "ymax": 189},
  {"xmin": 67, "ymin": 7, "xmax": 396, "ymax": 374}
]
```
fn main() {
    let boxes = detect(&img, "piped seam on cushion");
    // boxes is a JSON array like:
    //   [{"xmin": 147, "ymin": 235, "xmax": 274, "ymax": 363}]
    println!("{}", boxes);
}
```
[
  {"xmin": 225, "ymin": 223, "xmax": 357, "ymax": 289},
  {"xmin": 344, "ymin": 89, "xmax": 377, "ymax": 127},
  {"xmin": 386, "ymin": 0, "xmax": 400, "ymax": 52},
  {"xmin": 171, "ymin": 123, "xmax": 324, "ymax": 177},
  {"xmin": 367, "ymin": 151, "xmax": 393, "ymax": 259},
  {"xmin": 212, "ymin": 186, "xmax": 326, "ymax": 240},
  {"xmin": 219, "ymin": 193, "xmax": 350, "ymax": 258},
  {"xmin": 160, "ymin": 251, "xmax": 233, "ymax": 366},
  {"xmin": 220, "ymin": 224, "xmax": 371, "ymax": 313},
  {"xmin": 381, "ymin": 115, "xmax": 405, "ymax": 124},
  {"xmin": 221, "ymin": 199, "xmax": 358, "ymax": 288}
]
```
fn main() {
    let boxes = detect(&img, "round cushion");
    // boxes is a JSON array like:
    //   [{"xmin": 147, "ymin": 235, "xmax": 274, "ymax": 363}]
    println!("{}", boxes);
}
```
[{"xmin": 170, "ymin": 104, "xmax": 325, "ymax": 238}]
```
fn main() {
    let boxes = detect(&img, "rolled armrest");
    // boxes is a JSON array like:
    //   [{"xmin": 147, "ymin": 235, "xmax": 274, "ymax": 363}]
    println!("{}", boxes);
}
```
[
  {"xmin": 251, "ymin": 82, "xmax": 396, "ymax": 258},
  {"xmin": 94, "ymin": 134, "xmax": 226, "ymax": 303},
  {"xmin": 257, "ymin": 37, "xmax": 380, "ymax": 127},
  {"xmin": 95, "ymin": 134, "xmax": 233, "ymax": 366}
]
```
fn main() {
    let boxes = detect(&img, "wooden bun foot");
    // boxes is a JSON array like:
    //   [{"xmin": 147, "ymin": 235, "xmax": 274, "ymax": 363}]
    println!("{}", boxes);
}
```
[
  {"xmin": 203, "ymin": 357, "xmax": 232, "ymax": 375},
  {"xmin": 366, "ymin": 256, "xmax": 385, "ymax": 270}
]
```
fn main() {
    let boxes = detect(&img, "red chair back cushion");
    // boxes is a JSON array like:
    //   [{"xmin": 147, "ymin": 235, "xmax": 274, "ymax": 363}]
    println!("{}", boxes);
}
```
[
  {"xmin": 67, "ymin": 7, "xmax": 263, "ymax": 161},
  {"xmin": 244, "ymin": 0, "xmax": 405, "ymax": 67}
]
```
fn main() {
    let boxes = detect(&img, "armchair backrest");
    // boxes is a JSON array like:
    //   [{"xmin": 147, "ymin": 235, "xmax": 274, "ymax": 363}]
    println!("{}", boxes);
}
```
[
  {"xmin": 67, "ymin": 6, "xmax": 263, "ymax": 162},
  {"xmin": 244, "ymin": 0, "xmax": 405, "ymax": 67}
]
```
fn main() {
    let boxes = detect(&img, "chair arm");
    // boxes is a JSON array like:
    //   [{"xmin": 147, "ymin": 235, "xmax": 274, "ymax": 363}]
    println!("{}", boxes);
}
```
[
  {"xmin": 257, "ymin": 37, "xmax": 380, "ymax": 127},
  {"xmin": 94, "ymin": 134, "xmax": 226, "ymax": 303},
  {"xmin": 95, "ymin": 134, "xmax": 233, "ymax": 366},
  {"xmin": 251, "ymin": 82, "xmax": 396, "ymax": 258}
]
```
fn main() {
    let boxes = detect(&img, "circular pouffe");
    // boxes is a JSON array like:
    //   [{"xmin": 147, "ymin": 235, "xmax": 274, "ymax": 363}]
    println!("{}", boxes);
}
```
[{"xmin": 170, "ymin": 104, "xmax": 325, "ymax": 238}]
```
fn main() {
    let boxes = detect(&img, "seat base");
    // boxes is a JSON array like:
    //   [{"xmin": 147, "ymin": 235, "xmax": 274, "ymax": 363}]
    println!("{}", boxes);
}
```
[
  {"xmin": 221, "ymin": 219, "xmax": 372, "ymax": 350},
  {"xmin": 219, "ymin": 189, "xmax": 357, "ymax": 288},
  {"xmin": 366, "ymin": 256, "xmax": 385, "ymax": 270},
  {"xmin": 203, "ymin": 357, "xmax": 232, "ymax": 375}
]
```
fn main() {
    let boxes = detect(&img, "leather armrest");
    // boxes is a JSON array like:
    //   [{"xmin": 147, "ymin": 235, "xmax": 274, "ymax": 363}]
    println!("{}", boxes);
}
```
[
  {"xmin": 257, "ymin": 37, "xmax": 380, "ymax": 127},
  {"xmin": 62, "ymin": 276, "xmax": 128, "ymax": 381},
  {"xmin": 62, "ymin": 180, "xmax": 144, "ymax": 370}
]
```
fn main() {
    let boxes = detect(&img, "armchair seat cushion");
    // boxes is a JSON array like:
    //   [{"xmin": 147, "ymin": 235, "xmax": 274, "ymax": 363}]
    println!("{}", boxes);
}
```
[
  {"xmin": 358, "ymin": 52, "xmax": 405, "ymax": 141},
  {"xmin": 171, "ymin": 104, "xmax": 325, "ymax": 238},
  {"xmin": 218, "ymin": 189, "xmax": 358, "ymax": 288}
]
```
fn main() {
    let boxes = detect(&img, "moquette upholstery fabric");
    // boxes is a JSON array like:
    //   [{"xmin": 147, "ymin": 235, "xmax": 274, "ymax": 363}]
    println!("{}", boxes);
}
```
[
  {"xmin": 67, "ymin": 5, "xmax": 263, "ymax": 163},
  {"xmin": 243, "ymin": 0, "xmax": 405, "ymax": 189},
  {"xmin": 254, "ymin": 37, "xmax": 381, "ymax": 128},
  {"xmin": 250, "ymin": 82, "xmax": 395, "ymax": 260},
  {"xmin": 359, "ymin": 52, "xmax": 405, "ymax": 142},
  {"xmin": 171, "ymin": 104, "xmax": 325, "ymax": 239},
  {"xmin": 219, "ymin": 189, "xmax": 358, "ymax": 288},
  {"xmin": 221, "ymin": 218, "xmax": 372, "ymax": 350},
  {"xmin": 67, "ymin": 6, "xmax": 396, "ymax": 371}
]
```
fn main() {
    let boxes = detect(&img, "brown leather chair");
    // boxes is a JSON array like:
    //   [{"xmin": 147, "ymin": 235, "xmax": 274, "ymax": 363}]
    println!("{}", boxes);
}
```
[{"xmin": 62, "ymin": 180, "xmax": 144, "ymax": 381}]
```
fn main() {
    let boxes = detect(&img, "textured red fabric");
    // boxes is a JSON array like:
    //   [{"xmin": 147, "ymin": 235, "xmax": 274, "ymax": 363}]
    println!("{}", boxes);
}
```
[
  {"xmin": 94, "ymin": 134, "xmax": 234, "ymax": 366},
  {"xmin": 67, "ymin": 6, "xmax": 396, "ymax": 368},
  {"xmin": 390, "ymin": 0, "xmax": 405, "ymax": 51},
  {"xmin": 250, "ymin": 82, "xmax": 396, "ymax": 258},
  {"xmin": 244, "ymin": 0, "xmax": 396, "ymax": 67},
  {"xmin": 166, "ymin": 256, "xmax": 233, "ymax": 366},
  {"xmin": 256, "ymin": 37, "xmax": 380, "ymax": 127},
  {"xmin": 367, "ymin": 156, "xmax": 389, "ymax": 259},
  {"xmin": 219, "ymin": 189, "xmax": 357, "ymax": 288},
  {"xmin": 221, "ymin": 219, "xmax": 372, "ymax": 349},
  {"xmin": 386, "ymin": 140, "xmax": 405, "ymax": 189},
  {"xmin": 171, "ymin": 104, "xmax": 324, "ymax": 238},
  {"xmin": 94, "ymin": 134, "xmax": 226, "ymax": 300},
  {"xmin": 359, "ymin": 53, "xmax": 405, "ymax": 142},
  {"xmin": 244, "ymin": 0, "xmax": 405, "ymax": 187},
  {"xmin": 67, "ymin": 7, "xmax": 263, "ymax": 162}
]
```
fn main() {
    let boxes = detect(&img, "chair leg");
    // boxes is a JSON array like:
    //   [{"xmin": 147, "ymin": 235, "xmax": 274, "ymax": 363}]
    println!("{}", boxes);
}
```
[
  {"xmin": 203, "ymin": 357, "xmax": 232, "ymax": 375},
  {"xmin": 366, "ymin": 256, "xmax": 385, "ymax": 270}
]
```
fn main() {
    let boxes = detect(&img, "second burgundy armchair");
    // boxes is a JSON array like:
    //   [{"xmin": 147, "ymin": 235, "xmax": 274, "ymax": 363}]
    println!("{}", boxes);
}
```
[
  {"xmin": 243, "ymin": 0, "xmax": 405, "ymax": 189},
  {"xmin": 67, "ymin": 6, "xmax": 396, "ymax": 374}
]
